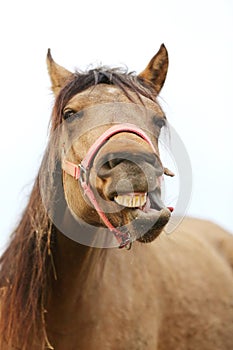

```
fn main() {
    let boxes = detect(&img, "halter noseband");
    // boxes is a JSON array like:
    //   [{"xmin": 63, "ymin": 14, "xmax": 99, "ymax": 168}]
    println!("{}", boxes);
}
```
[{"xmin": 62, "ymin": 123, "xmax": 173, "ymax": 248}]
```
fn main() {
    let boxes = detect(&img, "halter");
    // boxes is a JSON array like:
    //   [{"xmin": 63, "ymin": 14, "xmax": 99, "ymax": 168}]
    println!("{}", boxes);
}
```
[{"xmin": 62, "ymin": 123, "xmax": 173, "ymax": 248}]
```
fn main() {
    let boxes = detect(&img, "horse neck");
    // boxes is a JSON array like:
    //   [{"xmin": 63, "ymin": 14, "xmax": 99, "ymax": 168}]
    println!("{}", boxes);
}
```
[
  {"xmin": 53, "ymin": 230, "xmax": 107, "ymax": 286},
  {"xmin": 50, "ymin": 203, "xmax": 110, "ymax": 302}
]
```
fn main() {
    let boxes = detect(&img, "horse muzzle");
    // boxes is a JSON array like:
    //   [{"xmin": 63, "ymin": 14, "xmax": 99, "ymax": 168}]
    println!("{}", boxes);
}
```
[{"xmin": 62, "ymin": 123, "xmax": 173, "ymax": 248}]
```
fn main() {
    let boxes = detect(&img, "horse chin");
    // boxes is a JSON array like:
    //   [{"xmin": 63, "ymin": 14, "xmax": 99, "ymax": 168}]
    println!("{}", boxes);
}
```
[
  {"xmin": 119, "ymin": 206, "xmax": 171, "ymax": 243},
  {"xmin": 135, "ymin": 207, "xmax": 171, "ymax": 243},
  {"xmin": 106, "ymin": 204, "xmax": 170, "ymax": 244}
]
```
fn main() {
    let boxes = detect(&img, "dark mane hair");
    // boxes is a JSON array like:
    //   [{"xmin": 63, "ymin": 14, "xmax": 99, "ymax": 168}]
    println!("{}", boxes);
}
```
[{"xmin": 0, "ymin": 67, "xmax": 157, "ymax": 349}]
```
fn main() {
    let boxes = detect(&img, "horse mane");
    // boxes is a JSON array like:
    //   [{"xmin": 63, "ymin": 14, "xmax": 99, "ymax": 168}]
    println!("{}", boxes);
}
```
[
  {"xmin": 0, "ymin": 66, "xmax": 157, "ymax": 349},
  {"xmin": 0, "ymin": 178, "xmax": 55, "ymax": 349}
]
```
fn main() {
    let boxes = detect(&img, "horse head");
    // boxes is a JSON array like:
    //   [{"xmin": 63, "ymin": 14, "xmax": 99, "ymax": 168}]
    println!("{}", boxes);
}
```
[{"xmin": 46, "ymin": 44, "xmax": 173, "ymax": 247}]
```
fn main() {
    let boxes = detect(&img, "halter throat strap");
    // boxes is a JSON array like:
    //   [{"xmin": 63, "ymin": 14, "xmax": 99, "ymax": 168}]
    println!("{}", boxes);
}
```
[{"xmin": 62, "ymin": 123, "xmax": 162, "ymax": 248}]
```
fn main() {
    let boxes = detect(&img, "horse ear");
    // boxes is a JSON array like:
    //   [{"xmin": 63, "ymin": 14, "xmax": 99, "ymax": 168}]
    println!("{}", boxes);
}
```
[
  {"xmin": 47, "ymin": 49, "xmax": 74, "ymax": 96},
  {"xmin": 138, "ymin": 44, "xmax": 169, "ymax": 94}
]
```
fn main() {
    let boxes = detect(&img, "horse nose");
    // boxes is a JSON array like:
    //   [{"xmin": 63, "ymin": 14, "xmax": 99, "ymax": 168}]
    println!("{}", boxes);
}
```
[
  {"xmin": 94, "ymin": 133, "xmax": 163, "ymax": 183},
  {"xmin": 95, "ymin": 150, "xmax": 163, "ymax": 197},
  {"xmin": 99, "ymin": 151, "xmax": 158, "ymax": 172}
]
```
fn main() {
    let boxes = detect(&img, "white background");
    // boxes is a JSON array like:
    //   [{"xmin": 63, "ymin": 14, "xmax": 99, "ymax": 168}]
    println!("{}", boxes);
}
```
[{"xmin": 0, "ymin": 0, "xmax": 232, "ymax": 251}]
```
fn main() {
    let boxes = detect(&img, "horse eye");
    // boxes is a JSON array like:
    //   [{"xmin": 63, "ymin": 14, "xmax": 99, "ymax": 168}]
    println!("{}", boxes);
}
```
[
  {"xmin": 63, "ymin": 109, "xmax": 84, "ymax": 121},
  {"xmin": 154, "ymin": 117, "xmax": 166, "ymax": 129},
  {"xmin": 63, "ymin": 109, "xmax": 76, "ymax": 120}
]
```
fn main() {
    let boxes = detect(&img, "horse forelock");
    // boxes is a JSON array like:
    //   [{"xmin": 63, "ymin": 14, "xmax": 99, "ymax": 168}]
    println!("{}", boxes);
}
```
[{"xmin": 0, "ymin": 175, "xmax": 56, "ymax": 349}]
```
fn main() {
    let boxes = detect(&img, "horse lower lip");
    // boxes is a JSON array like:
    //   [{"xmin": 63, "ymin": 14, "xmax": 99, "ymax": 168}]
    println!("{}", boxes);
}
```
[
  {"xmin": 130, "ymin": 207, "xmax": 171, "ymax": 239},
  {"xmin": 137, "ymin": 206, "xmax": 163, "ymax": 219}
]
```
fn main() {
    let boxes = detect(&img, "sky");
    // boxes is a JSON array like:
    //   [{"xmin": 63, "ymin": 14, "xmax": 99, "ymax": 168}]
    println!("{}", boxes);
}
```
[{"xmin": 0, "ymin": 0, "xmax": 232, "ymax": 251}]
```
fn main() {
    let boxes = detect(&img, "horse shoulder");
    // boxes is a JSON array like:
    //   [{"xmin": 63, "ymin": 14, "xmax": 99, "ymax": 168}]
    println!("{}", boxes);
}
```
[
  {"xmin": 138, "ymin": 218, "xmax": 233, "ymax": 350},
  {"xmin": 178, "ymin": 217, "xmax": 233, "ymax": 270}
]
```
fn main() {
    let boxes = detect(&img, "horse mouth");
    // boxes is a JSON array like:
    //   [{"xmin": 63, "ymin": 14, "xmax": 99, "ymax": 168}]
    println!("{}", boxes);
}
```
[
  {"xmin": 114, "ymin": 192, "xmax": 147, "ymax": 208},
  {"xmin": 112, "ymin": 191, "xmax": 171, "ymax": 243},
  {"xmin": 114, "ymin": 191, "xmax": 164, "ymax": 212}
]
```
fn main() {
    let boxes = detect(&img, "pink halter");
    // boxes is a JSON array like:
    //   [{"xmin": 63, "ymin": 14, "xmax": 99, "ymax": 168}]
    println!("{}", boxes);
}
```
[{"xmin": 62, "ymin": 123, "xmax": 173, "ymax": 248}]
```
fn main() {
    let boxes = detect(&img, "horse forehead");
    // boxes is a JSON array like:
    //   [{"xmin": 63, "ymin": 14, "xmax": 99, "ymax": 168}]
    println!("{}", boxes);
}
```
[
  {"xmin": 65, "ymin": 84, "xmax": 162, "ymax": 113},
  {"xmin": 66, "ymin": 85, "xmax": 128, "ymax": 108}
]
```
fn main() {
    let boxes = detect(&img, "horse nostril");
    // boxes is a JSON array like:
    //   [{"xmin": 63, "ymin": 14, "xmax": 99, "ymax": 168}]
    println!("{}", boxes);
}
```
[
  {"xmin": 96, "ymin": 151, "xmax": 162, "ymax": 179},
  {"xmin": 102, "ymin": 152, "xmax": 158, "ymax": 170},
  {"xmin": 96, "ymin": 156, "xmax": 125, "ymax": 178}
]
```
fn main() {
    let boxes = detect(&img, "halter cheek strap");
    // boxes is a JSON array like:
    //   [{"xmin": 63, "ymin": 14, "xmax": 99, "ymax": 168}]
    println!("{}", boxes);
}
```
[{"xmin": 62, "ymin": 123, "xmax": 173, "ymax": 248}]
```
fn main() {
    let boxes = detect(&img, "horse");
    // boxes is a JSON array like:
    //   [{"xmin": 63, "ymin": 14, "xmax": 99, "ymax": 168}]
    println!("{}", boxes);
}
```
[{"xmin": 0, "ymin": 44, "xmax": 233, "ymax": 350}]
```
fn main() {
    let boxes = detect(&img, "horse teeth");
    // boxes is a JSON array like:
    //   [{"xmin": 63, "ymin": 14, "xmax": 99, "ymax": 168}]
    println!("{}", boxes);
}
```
[{"xmin": 114, "ymin": 193, "xmax": 147, "ymax": 208}]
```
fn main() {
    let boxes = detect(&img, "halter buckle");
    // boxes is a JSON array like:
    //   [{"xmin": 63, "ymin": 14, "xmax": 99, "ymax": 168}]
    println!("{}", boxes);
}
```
[
  {"xmin": 78, "ymin": 164, "xmax": 88, "ymax": 184},
  {"xmin": 119, "ymin": 240, "xmax": 132, "ymax": 250}
]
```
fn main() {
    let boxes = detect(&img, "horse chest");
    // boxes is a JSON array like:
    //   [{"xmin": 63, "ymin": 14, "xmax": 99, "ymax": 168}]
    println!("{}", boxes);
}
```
[
  {"xmin": 46, "ymin": 256, "xmax": 161, "ymax": 349},
  {"xmin": 45, "ymin": 239, "xmax": 233, "ymax": 350}
]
